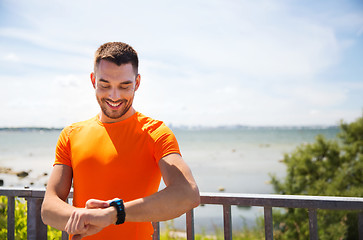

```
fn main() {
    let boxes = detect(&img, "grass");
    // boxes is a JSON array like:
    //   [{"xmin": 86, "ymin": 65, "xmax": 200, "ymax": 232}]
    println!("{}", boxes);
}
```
[{"xmin": 159, "ymin": 218, "xmax": 265, "ymax": 240}]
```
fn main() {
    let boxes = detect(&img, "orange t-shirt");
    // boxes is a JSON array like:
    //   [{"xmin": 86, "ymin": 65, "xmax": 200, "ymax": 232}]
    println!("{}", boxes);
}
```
[{"xmin": 54, "ymin": 112, "xmax": 181, "ymax": 239}]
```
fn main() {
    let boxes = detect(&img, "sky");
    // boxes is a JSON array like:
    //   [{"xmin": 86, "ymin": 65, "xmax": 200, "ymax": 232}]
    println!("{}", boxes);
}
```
[{"xmin": 0, "ymin": 0, "xmax": 362, "ymax": 127}]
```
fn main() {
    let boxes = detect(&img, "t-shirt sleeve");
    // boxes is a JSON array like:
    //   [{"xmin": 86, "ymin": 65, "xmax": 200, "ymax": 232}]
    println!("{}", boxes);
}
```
[
  {"xmin": 153, "ymin": 123, "xmax": 181, "ymax": 163},
  {"xmin": 54, "ymin": 126, "xmax": 72, "ymax": 167}
]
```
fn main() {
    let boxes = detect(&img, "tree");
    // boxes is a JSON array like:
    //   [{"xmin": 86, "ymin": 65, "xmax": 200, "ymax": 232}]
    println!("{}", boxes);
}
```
[{"xmin": 270, "ymin": 114, "xmax": 363, "ymax": 239}]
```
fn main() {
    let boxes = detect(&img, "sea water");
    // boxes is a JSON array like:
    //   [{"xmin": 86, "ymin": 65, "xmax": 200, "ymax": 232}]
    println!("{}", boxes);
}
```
[
  {"xmin": 0, "ymin": 126, "xmax": 339, "ymax": 232},
  {"xmin": 170, "ymin": 127, "xmax": 339, "ymax": 232}
]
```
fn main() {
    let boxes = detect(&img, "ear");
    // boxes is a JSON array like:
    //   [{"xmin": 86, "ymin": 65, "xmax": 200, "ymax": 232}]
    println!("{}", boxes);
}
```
[
  {"xmin": 90, "ymin": 72, "xmax": 96, "ymax": 89},
  {"xmin": 135, "ymin": 74, "xmax": 141, "ymax": 91}
]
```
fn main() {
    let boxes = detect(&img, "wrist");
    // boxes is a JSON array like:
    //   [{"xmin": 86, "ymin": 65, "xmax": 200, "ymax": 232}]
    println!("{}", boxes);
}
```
[
  {"xmin": 105, "ymin": 205, "xmax": 118, "ymax": 225},
  {"xmin": 109, "ymin": 199, "xmax": 126, "ymax": 225}
]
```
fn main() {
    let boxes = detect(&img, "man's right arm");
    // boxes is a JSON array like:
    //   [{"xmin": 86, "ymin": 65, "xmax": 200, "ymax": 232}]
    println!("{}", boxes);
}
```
[
  {"xmin": 41, "ymin": 164, "xmax": 117, "ymax": 238},
  {"xmin": 41, "ymin": 164, "xmax": 76, "ymax": 230}
]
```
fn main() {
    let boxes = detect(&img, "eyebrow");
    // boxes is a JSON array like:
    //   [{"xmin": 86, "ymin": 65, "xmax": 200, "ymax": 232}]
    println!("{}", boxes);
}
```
[
  {"xmin": 120, "ymin": 80, "xmax": 133, "ymax": 85},
  {"xmin": 99, "ymin": 78, "xmax": 109, "ymax": 83},
  {"xmin": 98, "ymin": 79, "xmax": 133, "ymax": 84}
]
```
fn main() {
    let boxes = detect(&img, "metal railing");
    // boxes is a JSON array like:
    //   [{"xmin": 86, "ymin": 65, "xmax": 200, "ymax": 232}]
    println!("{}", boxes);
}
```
[
  {"xmin": 199, "ymin": 193, "xmax": 363, "ymax": 240},
  {"xmin": 1, "ymin": 188, "xmax": 363, "ymax": 240}
]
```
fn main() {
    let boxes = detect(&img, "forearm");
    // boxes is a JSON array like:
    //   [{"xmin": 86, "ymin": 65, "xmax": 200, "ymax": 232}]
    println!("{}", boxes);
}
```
[
  {"xmin": 41, "ymin": 164, "xmax": 75, "ymax": 230},
  {"xmin": 125, "ymin": 182, "xmax": 200, "ymax": 222},
  {"xmin": 42, "ymin": 196, "xmax": 118, "ymax": 236},
  {"xmin": 41, "ymin": 194, "xmax": 76, "ymax": 231},
  {"xmin": 122, "ymin": 153, "xmax": 201, "ymax": 223}
]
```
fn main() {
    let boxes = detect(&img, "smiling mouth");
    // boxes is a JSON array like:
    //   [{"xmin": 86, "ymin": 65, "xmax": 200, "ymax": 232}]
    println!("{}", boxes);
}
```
[{"xmin": 105, "ymin": 100, "xmax": 123, "ymax": 108}]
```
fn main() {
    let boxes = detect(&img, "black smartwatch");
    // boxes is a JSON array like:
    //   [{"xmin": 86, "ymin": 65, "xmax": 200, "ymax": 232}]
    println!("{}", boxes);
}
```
[{"xmin": 109, "ymin": 199, "xmax": 126, "ymax": 225}]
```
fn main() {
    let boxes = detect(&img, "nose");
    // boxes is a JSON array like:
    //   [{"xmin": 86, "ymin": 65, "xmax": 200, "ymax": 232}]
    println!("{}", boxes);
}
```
[{"xmin": 109, "ymin": 87, "xmax": 121, "ymax": 101}]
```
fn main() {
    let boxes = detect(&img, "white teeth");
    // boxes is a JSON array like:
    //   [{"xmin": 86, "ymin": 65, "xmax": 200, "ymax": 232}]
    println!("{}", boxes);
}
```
[{"xmin": 107, "ymin": 101, "xmax": 121, "ymax": 107}]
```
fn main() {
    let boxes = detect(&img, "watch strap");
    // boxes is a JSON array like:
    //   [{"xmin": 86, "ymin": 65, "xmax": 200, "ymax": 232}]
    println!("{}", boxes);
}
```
[{"xmin": 110, "ymin": 199, "xmax": 126, "ymax": 225}]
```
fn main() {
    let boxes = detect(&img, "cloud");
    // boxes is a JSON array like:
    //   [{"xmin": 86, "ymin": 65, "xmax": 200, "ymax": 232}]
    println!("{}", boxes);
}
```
[
  {"xmin": 0, "ymin": 1, "xmax": 353, "ymax": 80},
  {"xmin": 0, "ymin": 73, "xmax": 97, "ymax": 127},
  {"xmin": 3, "ymin": 53, "xmax": 19, "ymax": 62},
  {"xmin": 0, "ymin": 0, "xmax": 362, "ymax": 127}
]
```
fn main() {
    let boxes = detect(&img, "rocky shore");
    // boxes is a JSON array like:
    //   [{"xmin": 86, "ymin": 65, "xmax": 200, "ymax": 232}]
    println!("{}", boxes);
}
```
[{"xmin": 0, "ymin": 166, "xmax": 49, "ymax": 188}]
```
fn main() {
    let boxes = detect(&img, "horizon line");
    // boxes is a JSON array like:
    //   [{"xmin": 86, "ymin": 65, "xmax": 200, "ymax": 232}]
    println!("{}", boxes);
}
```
[{"xmin": 0, "ymin": 124, "xmax": 340, "ymax": 131}]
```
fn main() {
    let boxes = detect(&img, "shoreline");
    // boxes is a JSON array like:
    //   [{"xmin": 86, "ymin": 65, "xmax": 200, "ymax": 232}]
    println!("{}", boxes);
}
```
[{"xmin": 0, "ymin": 166, "xmax": 50, "ymax": 188}]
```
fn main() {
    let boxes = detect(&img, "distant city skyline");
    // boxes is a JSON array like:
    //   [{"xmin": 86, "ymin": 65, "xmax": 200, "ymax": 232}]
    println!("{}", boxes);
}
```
[{"xmin": 0, "ymin": 0, "xmax": 362, "ymax": 127}]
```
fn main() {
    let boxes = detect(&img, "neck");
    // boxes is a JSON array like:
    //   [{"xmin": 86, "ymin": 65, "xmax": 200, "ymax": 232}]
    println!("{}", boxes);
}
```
[{"xmin": 99, "ymin": 108, "xmax": 136, "ymax": 123}]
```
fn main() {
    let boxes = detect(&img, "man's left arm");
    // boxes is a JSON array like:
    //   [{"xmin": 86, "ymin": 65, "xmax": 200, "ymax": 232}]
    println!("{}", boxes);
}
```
[
  {"xmin": 64, "ymin": 153, "xmax": 199, "ymax": 237},
  {"xmin": 123, "ymin": 153, "xmax": 200, "ymax": 222}
]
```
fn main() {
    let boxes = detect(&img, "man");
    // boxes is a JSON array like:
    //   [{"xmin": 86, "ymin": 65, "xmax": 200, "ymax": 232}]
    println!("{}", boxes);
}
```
[{"xmin": 41, "ymin": 42, "xmax": 200, "ymax": 240}]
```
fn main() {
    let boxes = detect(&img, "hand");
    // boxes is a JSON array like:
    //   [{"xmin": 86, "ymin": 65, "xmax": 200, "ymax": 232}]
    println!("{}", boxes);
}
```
[
  {"xmin": 85, "ymin": 199, "xmax": 110, "ymax": 209},
  {"xmin": 65, "ymin": 208, "xmax": 104, "ymax": 240},
  {"xmin": 65, "ymin": 202, "xmax": 117, "ymax": 239}
]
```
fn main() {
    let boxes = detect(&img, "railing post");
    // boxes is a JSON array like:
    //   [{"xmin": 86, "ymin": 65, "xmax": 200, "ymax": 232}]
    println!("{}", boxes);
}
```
[
  {"xmin": 264, "ymin": 206, "xmax": 273, "ymax": 240},
  {"xmin": 308, "ymin": 208, "xmax": 318, "ymax": 240},
  {"xmin": 62, "ymin": 231, "xmax": 69, "ymax": 240},
  {"xmin": 27, "ymin": 197, "xmax": 47, "ymax": 240},
  {"xmin": 7, "ymin": 196, "xmax": 15, "ymax": 240},
  {"xmin": 152, "ymin": 222, "xmax": 160, "ymax": 240},
  {"xmin": 359, "ymin": 211, "xmax": 363, "ymax": 240},
  {"xmin": 62, "ymin": 196, "xmax": 70, "ymax": 240},
  {"xmin": 223, "ymin": 204, "xmax": 232, "ymax": 240},
  {"xmin": 186, "ymin": 209, "xmax": 195, "ymax": 240}
]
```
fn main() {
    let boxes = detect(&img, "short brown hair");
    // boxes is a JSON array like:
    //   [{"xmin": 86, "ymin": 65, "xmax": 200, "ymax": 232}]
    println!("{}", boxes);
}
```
[{"xmin": 94, "ymin": 42, "xmax": 139, "ymax": 75}]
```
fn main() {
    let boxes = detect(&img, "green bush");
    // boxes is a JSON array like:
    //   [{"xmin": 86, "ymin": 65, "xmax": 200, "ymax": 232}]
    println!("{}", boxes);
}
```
[
  {"xmin": 0, "ymin": 196, "xmax": 62, "ymax": 240},
  {"xmin": 0, "ymin": 196, "xmax": 27, "ymax": 239},
  {"xmin": 270, "ymin": 114, "xmax": 363, "ymax": 239}
]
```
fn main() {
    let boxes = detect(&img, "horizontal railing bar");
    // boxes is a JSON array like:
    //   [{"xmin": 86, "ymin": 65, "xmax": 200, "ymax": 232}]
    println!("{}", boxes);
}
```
[
  {"xmin": 2, "ymin": 188, "xmax": 362, "ymax": 211},
  {"xmin": 1, "ymin": 188, "xmax": 363, "ymax": 240},
  {"xmin": 0, "ymin": 188, "xmax": 73, "ymax": 198},
  {"xmin": 200, "ymin": 192, "xmax": 363, "ymax": 210},
  {"xmin": 0, "ymin": 188, "xmax": 34, "ymax": 197}
]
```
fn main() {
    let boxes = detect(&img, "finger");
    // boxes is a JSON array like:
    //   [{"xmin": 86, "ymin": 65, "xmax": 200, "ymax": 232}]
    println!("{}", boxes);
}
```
[
  {"xmin": 65, "ymin": 211, "xmax": 76, "ymax": 234},
  {"xmin": 71, "ymin": 227, "xmax": 94, "ymax": 240},
  {"xmin": 86, "ymin": 199, "xmax": 109, "ymax": 209},
  {"xmin": 68, "ymin": 211, "xmax": 87, "ymax": 235},
  {"xmin": 64, "ymin": 216, "xmax": 70, "ymax": 232},
  {"xmin": 72, "ymin": 234, "xmax": 83, "ymax": 240},
  {"xmin": 74, "ymin": 215, "xmax": 88, "ymax": 234},
  {"xmin": 71, "ymin": 211, "xmax": 81, "ymax": 234}
]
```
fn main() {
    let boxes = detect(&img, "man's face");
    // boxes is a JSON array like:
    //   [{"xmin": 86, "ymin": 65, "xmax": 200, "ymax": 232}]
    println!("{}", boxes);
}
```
[{"xmin": 91, "ymin": 60, "xmax": 140, "ymax": 123}]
